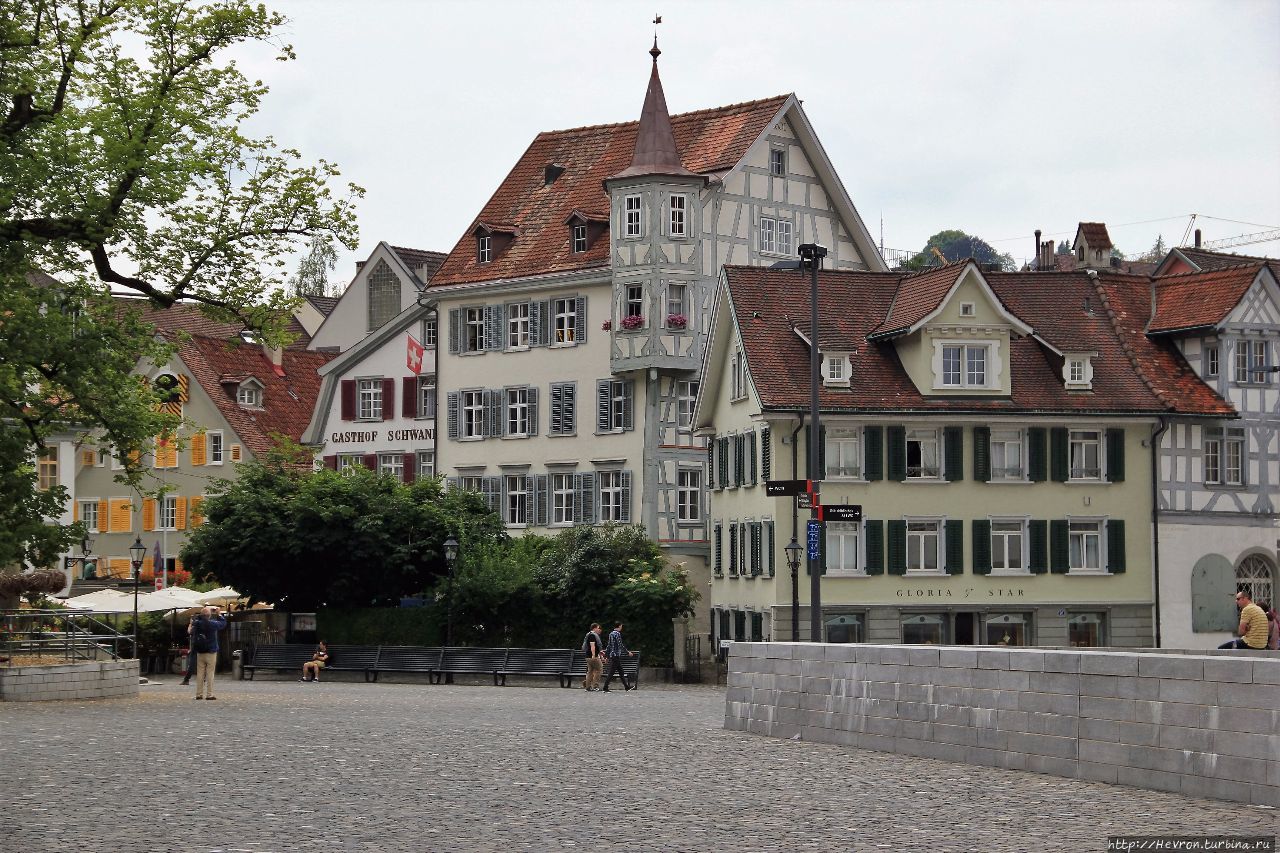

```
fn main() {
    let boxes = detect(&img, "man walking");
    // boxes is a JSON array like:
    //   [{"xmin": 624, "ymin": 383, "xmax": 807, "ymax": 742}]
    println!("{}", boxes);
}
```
[
  {"xmin": 582, "ymin": 623, "xmax": 605, "ymax": 691},
  {"xmin": 601, "ymin": 621, "xmax": 634, "ymax": 692},
  {"xmin": 1218, "ymin": 589, "xmax": 1269, "ymax": 650},
  {"xmin": 192, "ymin": 606, "xmax": 227, "ymax": 699}
]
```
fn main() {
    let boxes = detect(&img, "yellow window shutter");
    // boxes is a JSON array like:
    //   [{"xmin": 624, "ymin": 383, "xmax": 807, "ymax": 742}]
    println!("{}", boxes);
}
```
[
  {"xmin": 190, "ymin": 432, "xmax": 207, "ymax": 466},
  {"xmin": 175, "ymin": 497, "xmax": 187, "ymax": 530},
  {"xmin": 81, "ymin": 450, "xmax": 96, "ymax": 467},
  {"xmin": 73, "ymin": 501, "xmax": 79, "ymax": 521},
  {"xmin": 98, "ymin": 499, "xmax": 110, "ymax": 532},
  {"xmin": 127, "ymin": 449, "xmax": 141, "ymax": 466},
  {"xmin": 230, "ymin": 444, "xmax": 242, "ymax": 462},
  {"xmin": 190, "ymin": 496, "xmax": 204, "ymax": 527},
  {"xmin": 175, "ymin": 557, "xmax": 184, "ymax": 572},
  {"xmin": 142, "ymin": 498, "xmax": 156, "ymax": 531}
]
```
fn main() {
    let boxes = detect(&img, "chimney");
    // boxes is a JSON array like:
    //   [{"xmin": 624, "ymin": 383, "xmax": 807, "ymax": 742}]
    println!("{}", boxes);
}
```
[
  {"xmin": 1194, "ymin": 228, "xmax": 1202, "ymax": 248},
  {"xmin": 263, "ymin": 343, "xmax": 284, "ymax": 374},
  {"xmin": 1034, "ymin": 230, "xmax": 1041, "ymax": 270}
]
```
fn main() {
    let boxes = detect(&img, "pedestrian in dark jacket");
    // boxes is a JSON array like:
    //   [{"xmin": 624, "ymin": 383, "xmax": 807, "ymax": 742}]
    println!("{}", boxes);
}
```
[
  {"xmin": 601, "ymin": 622, "xmax": 634, "ymax": 692},
  {"xmin": 582, "ymin": 623, "xmax": 605, "ymax": 691},
  {"xmin": 191, "ymin": 607, "xmax": 227, "ymax": 700}
]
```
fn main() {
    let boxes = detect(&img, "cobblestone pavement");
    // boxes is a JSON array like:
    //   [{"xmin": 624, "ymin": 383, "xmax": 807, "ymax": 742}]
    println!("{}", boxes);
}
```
[{"xmin": 1, "ymin": 675, "xmax": 1275, "ymax": 853}]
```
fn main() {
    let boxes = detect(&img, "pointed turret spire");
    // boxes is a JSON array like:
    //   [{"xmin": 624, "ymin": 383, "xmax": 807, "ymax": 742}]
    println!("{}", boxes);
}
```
[{"xmin": 608, "ymin": 36, "xmax": 697, "ymax": 181}]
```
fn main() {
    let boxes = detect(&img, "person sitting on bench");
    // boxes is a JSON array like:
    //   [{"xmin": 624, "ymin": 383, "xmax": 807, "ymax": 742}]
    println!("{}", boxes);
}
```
[{"xmin": 301, "ymin": 641, "xmax": 330, "ymax": 682}]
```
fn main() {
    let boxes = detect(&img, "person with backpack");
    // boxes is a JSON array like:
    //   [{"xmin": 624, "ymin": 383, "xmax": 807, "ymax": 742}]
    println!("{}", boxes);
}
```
[
  {"xmin": 581, "ymin": 623, "xmax": 605, "ymax": 691},
  {"xmin": 191, "ymin": 606, "xmax": 227, "ymax": 700}
]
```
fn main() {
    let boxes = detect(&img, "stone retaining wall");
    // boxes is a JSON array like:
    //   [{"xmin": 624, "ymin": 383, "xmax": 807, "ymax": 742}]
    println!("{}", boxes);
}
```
[
  {"xmin": 725, "ymin": 643, "xmax": 1279, "ymax": 807},
  {"xmin": 0, "ymin": 660, "xmax": 139, "ymax": 702}
]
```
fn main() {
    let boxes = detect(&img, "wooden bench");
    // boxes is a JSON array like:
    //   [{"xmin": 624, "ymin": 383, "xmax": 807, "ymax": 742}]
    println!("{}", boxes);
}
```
[
  {"xmin": 241, "ymin": 643, "xmax": 380, "ymax": 681},
  {"xmin": 369, "ymin": 646, "xmax": 442, "ymax": 682},
  {"xmin": 431, "ymin": 647, "xmax": 508, "ymax": 685},
  {"xmin": 568, "ymin": 652, "xmax": 642, "ymax": 690},
  {"xmin": 497, "ymin": 648, "xmax": 577, "ymax": 687}
]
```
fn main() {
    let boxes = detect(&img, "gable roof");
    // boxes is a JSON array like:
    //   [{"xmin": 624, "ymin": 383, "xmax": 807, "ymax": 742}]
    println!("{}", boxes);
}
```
[
  {"xmin": 389, "ymin": 246, "xmax": 447, "ymax": 283},
  {"xmin": 721, "ymin": 265, "xmax": 1231, "ymax": 417},
  {"xmin": 1155, "ymin": 245, "xmax": 1275, "ymax": 276},
  {"xmin": 180, "ymin": 335, "xmax": 335, "ymax": 458},
  {"xmin": 868, "ymin": 260, "xmax": 1032, "ymax": 341},
  {"xmin": 1147, "ymin": 263, "xmax": 1269, "ymax": 335},
  {"xmin": 428, "ymin": 95, "xmax": 791, "ymax": 289},
  {"xmin": 1074, "ymin": 222, "xmax": 1112, "ymax": 250},
  {"xmin": 304, "ymin": 295, "xmax": 339, "ymax": 317},
  {"xmin": 114, "ymin": 297, "xmax": 312, "ymax": 347}
]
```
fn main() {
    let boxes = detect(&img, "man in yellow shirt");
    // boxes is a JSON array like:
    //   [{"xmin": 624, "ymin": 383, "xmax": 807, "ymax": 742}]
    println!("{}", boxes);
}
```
[{"xmin": 1218, "ymin": 590, "xmax": 1270, "ymax": 650}]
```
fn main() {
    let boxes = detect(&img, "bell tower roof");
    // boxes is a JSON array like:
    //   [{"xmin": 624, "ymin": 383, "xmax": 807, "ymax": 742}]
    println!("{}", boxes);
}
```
[{"xmin": 608, "ymin": 37, "xmax": 698, "ymax": 182}]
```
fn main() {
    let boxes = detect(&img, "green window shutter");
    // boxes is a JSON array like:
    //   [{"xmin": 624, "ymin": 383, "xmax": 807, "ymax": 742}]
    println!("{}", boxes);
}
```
[
  {"xmin": 735, "ymin": 435, "xmax": 745, "ymax": 486},
  {"xmin": 718, "ymin": 437, "xmax": 729, "ymax": 486},
  {"xmin": 945, "ymin": 519, "xmax": 964, "ymax": 574},
  {"xmin": 972, "ymin": 519, "xmax": 992, "ymax": 575},
  {"xmin": 1028, "ymin": 520, "xmax": 1048, "ymax": 574},
  {"xmin": 761, "ymin": 427, "xmax": 772, "ymax": 481},
  {"xmin": 752, "ymin": 522, "xmax": 763, "ymax": 576},
  {"xmin": 973, "ymin": 426, "xmax": 991, "ymax": 482},
  {"xmin": 1028, "ymin": 427, "xmax": 1048, "ymax": 482},
  {"xmin": 728, "ymin": 524, "xmax": 738, "ymax": 576},
  {"xmin": 713, "ymin": 524, "xmax": 723, "ymax": 575},
  {"xmin": 887, "ymin": 426, "xmax": 907, "ymax": 482},
  {"xmin": 1050, "ymin": 427, "xmax": 1070, "ymax": 482},
  {"xmin": 887, "ymin": 520, "xmax": 907, "ymax": 575},
  {"xmin": 708, "ymin": 442, "xmax": 716, "ymax": 490},
  {"xmin": 765, "ymin": 520, "xmax": 775, "ymax": 576},
  {"xmin": 864, "ymin": 426, "xmax": 884, "ymax": 481},
  {"xmin": 1106, "ymin": 428, "xmax": 1125, "ymax": 482},
  {"xmin": 1049, "ymin": 519, "xmax": 1070, "ymax": 573},
  {"xmin": 864, "ymin": 520, "xmax": 884, "ymax": 575},
  {"xmin": 944, "ymin": 426, "xmax": 964, "ymax": 481},
  {"xmin": 1107, "ymin": 519, "xmax": 1126, "ymax": 573}
]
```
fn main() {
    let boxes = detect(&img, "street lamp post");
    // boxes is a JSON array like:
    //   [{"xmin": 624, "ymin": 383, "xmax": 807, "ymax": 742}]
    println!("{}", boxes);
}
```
[
  {"xmin": 798, "ymin": 242, "xmax": 827, "ymax": 643},
  {"xmin": 442, "ymin": 536, "xmax": 459, "ymax": 648},
  {"xmin": 128, "ymin": 537, "xmax": 146, "ymax": 659},
  {"xmin": 784, "ymin": 538, "xmax": 803, "ymax": 641}
]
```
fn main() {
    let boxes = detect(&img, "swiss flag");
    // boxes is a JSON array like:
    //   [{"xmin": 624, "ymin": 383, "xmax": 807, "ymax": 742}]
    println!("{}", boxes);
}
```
[{"xmin": 406, "ymin": 334, "xmax": 424, "ymax": 375}]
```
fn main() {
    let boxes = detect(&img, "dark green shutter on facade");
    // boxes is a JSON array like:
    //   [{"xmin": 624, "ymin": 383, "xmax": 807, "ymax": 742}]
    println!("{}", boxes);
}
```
[
  {"xmin": 1107, "ymin": 519, "xmax": 1126, "ymax": 573},
  {"xmin": 1049, "ymin": 519, "xmax": 1070, "ymax": 573},
  {"xmin": 887, "ymin": 426, "xmax": 907, "ymax": 481},
  {"xmin": 1028, "ymin": 520, "xmax": 1048, "ymax": 573},
  {"xmin": 864, "ymin": 426, "xmax": 883, "ymax": 481},
  {"xmin": 887, "ymin": 520, "xmax": 907, "ymax": 575},
  {"xmin": 972, "ymin": 519, "xmax": 992, "ymax": 574},
  {"xmin": 1050, "ymin": 427, "xmax": 1070, "ymax": 482},
  {"xmin": 973, "ymin": 427, "xmax": 991, "ymax": 482},
  {"xmin": 761, "ymin": 427, "xmax": 771, "ymax": 481},
  {"xmin": 1106, "ymin": 429, "xmax": 1125, "ymax": 482},
  {"xmin": 944, "ymin": 426, "xmax": 964, "ymax": 481},
  {"xmin": 1028, "ymin": 428, "xmax": 1047, "ymax": 482},
  {"xmin": 713, "ymin": 524, "xmax": 723, "ymax": 575},
  {"xmin": 864, "ymin": 520, "xmax": 884, "ymax": 575},
  {"xmin": 945, "ymin": 519, "xmax": 964, "ymax": 574}
]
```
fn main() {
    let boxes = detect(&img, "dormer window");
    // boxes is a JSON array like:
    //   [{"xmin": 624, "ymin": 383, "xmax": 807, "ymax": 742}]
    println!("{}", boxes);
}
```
[
  {"xmin": 940, "ymin": 343, "xmax": 988, "ymax": 388},
  {"xmin": 236, "ymin": 380, "xmax": 263, "ymax": 409},
  {"xmin": 572, "ymin": 224, "xmax": 588, "ymax": 253},
  {"xmin": 822, "ymin": 352, "xmax": 851, "ymax": 387},
  {"xmin": 478, "ymin": 235, "xmax": 492, "ymax": 263},
  {"xmin": 565, "ymin": 211, "xmax": 607, "ymax": 254},
  {"xmin": 474, "ymin": 223, "xmax": 516, "ymax": 264},
  {"xmin": 1063, "ymin": 353, "xmax": 1095, "ymax": 390}
]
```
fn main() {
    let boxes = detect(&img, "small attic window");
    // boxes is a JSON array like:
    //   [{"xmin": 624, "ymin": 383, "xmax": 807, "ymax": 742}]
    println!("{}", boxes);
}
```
[
  {"xmin": 959, "ymin": 302, "xmax": 976, "ymax": 318},
  {"xmin": 239, "ymin": 329, "xmax": 259, "ymax": 344},
  {"xmin": 1063, "ymin": 354, "xmax": 1095, "ymax": 390},
  {"xmin": 478, "ymin": 234, "xmax": 492, "ymax": 263},
  {"xmin": 544, "ymin": 163, "xmax": 566, "ymax": 185},
  {"xmin": 236, "ymin": 379, "xmax": 263, "ymax": 408},
  {"xmin": 822, "ymin": 353, "xmax": 851, "ymax": 388},
  {"xmin": 572, "ymin": 224, "xmax": 588, "ymax": 254}
]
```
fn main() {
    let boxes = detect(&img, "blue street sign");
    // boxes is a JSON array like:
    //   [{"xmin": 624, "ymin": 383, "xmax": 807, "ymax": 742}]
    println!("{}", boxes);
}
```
[{"xmin": 807, "ymin": 519, "xmax": 822, "ymax": 561}]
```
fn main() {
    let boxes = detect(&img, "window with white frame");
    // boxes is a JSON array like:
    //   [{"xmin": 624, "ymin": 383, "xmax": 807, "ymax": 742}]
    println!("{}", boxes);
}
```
[
  {"xmin": 1235, "ymin": 340, "xmax": 1269, "ymax": 384},
  {"xmin": 237, "ymin": 383, "xmax": 262, "ymax": 408},
  {"xmin": 422, "ymin": 317, "xmax": 437, "ymax": 348},
  {"xmin": 604, "ymin": 380, "xmax": 627, "ymax": 432},
  {"xmin": 677, "ymin": 469, "xmax": 701, "ymax": 522},
  {"xmin": 160, "ymin": 496, "xmax": 178, "ymax": 530},
  {"xmin": 553, "ymin": 297, "xmax": 577, "ymax": 344},
  {"xmin": 80, "ymin": 500, "xmax": 99, "ymax": 533},
  {"xmin": 624, "ymin": 195, "xmax": 642, "ymax": 238},
  {"xmin": 826, "ymin": 522, "xmax": 861, "ymax": 575},
  {"xmin": 507, "ymin": 302, "xmax": 530, "ymax": 349},
  {"xmin": 1204, "ymin": 427, "xmax": 1245, "ymax": 486},
  {"xmin": 941, "ymin": 344, "xmax": 988, "ymax": 388},
  {"xmin": 379, "ymin": 453, "xmax": 403, "ymax": 479},
  {"xmin": 730, "ymin": 350, "xmax": 748, "ymax": 400},
  {"xmin": 827, "ymin": 355, "xmax": 845, "ymax": 381},
  {"xmin": 826, "ymin": 429, "xmax": 860, "ymax": 479},
  {"xmin": 505, "ymin": 475, "xmax": 528, "ymax": 526},
  {"xmin": 572, "ymin": 224, "xmax": 588, "ymax": 253},
  {"xmin": 358, "ymin": 379, "xmax": 383, "ymax": 420},
  {"xmin": 777, "ymin": 220, "xmax": 793, "ymax": 256},
  {"xmin": 337, "ymin": 455, "xmax": 362, "ymax": 475},
  {"xmin": 667, "ymin": 283, "xmax": 686, "ymax": 320},
  {"xmin": 1204, "ymin": 343, "xmax": 1219, "ymax": 377},
  {"xmin": 823, "ymin": 353, "xmax": 849, "ymax": 386},
  {"xmin": 759, "ymin": 217, "xmax": 776, "ymax": 254},
  {"xmin": 990, "ymin": 429, "xmax": 1024, "ymax": 479},
  {"xmin": 625, "ymin": 284, "xmax": 644, "ymax": 321},
  {"xmin": 1237, "ymin": 555, "xmax": 1274, "ymax": 613},
  {"xmin": 417, "ymin": 376, "xmax": 436, "ymax": 419},
  {"xmin": 1069, "ymin": 429, "xmax": 1102, "ymax": 480},
  {"xmin": 417, "ymin": 450, "xmax": 435, "ymax": 479},
  {"xmin": 478, "ymin": 234, "xmax": 492, "ymax": 263},
  {"xmin": 1068, "ymin": 359, "xmax": 1086, "ymax": 384},
  {"xmin": 208, "ymin": 431, "xmax": 224, "ymax": 465},
  {"xmin": 466, "ymin": 307, "xmax": 486, "ymax": 352},
  {"xmin": 906, "ymin": 520, "xmax": 942, "ymax": 573},
  {"xmin": 991, "ymin": 520, "xmax": 1026, "ymax": 573},
  {"xmin": 462, "ymin": 390, "xmax": 485, "ymax": 439},
  {"xmin": 599, "ymin": 471, "xmax": 624, "ymax": 522},
  {"xmin": 551, "ymin": 473, "xmax": 575, "ymax": 525},
  {"xmin": 668, "ymin": 195, "xmax": 686, "ymax": 237},
  {"xmin": 459, "ymin": 475, "xmax": 484, "ymax": 493},
  {"xmin": 769, "ymin": 148, "xmax": 786, "ymax": 176},
  {"xmin": 506, "ymin": 387, "xmax": 530, "ymax": 437},
  {"xmin": 906, "ymin": 429, "xmax": 941, "ymax": 479},
  {"xmin": 1069, "ymin": 520, "xmax": 1103, "ymax": 571},
  {"xmin": 676, "ymin": 380, "xmax": 698, "ymax": 440}
]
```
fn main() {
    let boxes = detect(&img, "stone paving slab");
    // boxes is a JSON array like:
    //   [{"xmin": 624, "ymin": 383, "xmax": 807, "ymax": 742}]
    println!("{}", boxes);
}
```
[{"xmin": 0, "ymin": 678, "xmax": 1275, "ymax": 852}]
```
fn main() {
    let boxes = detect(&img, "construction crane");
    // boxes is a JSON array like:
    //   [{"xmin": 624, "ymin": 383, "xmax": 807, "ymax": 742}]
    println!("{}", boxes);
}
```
[
  {"xmin": 931, "ymin": 246, "xmax": 948, "ymax": 265},
  {"xmin": 1179, "ymin": 213, "xmax": 1279, "ymax": 250}
]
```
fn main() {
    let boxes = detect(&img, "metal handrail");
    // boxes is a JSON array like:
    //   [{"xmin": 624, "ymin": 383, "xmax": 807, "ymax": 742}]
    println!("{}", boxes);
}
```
[{"xmin": 0, "ymin": 609, "xmax": 128, "ymax": 663}]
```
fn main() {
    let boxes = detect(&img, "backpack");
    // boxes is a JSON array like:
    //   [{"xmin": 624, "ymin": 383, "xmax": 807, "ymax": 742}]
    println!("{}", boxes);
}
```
[{"xmin": 192, "ymin": 627, "xmax": 212, "ymax": 653}]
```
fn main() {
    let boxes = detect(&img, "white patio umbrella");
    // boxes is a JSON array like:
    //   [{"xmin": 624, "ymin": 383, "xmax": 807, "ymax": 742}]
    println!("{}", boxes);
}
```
[
  {"xmin": 133, "ymin": 589, "xmax": 205, "ymax": 613},
  {"xmin": 196, "ymin": 586, "xmax": 243, "ymax": 606},
  {"xmin": 58, "ymin": 589, "xmax": 133, "ymax": 612}
]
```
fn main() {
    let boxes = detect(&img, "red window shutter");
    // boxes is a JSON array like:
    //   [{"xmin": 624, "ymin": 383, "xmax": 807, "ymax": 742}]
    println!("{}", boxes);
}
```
[
  {"xmin": 323, "ymin": 455, "xmax": 337, "ymax": 470},
  {"xmin": 403, "ymin": 378, "xmax": 417, "ymax": 418},
  {"xmin": 340, "ymin": 380, "xmax": 356, "ymax": 421},
  {"xmin": 403, "ymin": 453, "xmax": 416, "ymax": 483},
  {"xmin": 382, "ymin": 378, "xmax": 395, "ymax": 421},
  {"xmin": 364, "ymin": 453, "xmax": 378, "ymax": 470}
]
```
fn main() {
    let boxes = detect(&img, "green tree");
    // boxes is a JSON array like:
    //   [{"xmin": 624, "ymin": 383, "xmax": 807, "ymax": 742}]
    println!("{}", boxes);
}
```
[
  {"xmin": 181, "ymin": 462, "xmax": 503, "ymax": 610},
  {"xmin": 908, "ymin": 229, "xmax": 1016, "ymax": 271},
  {"xmin": 0, "ymin": 1, "xmax": 361, "ymax": 569},
  {"xmin": 288, "ymin": 235, "xmax": 339, "ymax": 298},
  {"xmin": 1137, "ymin": 234, "xmax": 1168, "ymax": 263}
]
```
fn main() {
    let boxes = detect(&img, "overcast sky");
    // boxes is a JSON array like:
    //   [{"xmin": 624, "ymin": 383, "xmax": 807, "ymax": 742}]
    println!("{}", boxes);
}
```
[{"xmin": 236, "ymin": 0, "xmax": 1280, "ymax": 284}]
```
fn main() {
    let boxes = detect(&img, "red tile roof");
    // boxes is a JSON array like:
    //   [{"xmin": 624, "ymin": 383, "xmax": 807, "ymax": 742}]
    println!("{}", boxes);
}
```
[
  {"xmin": 389, "ymin": 246, "xmax": 447, "ymax": 282},
  {"xmin": 180, "ymin": 336, "xmax": 336, "ymax": 459},
  {"xmin": 1147, "ymin": 263, "xmax": 1265, "ymax": 334},
  {"xmin": 114, "ymin": 297, "xmax": 312, "ymax": 348},
  {"xmin": 724, "ymin": 265, "xmax": 1231, "ymax": 417},
  {"xmin": 429, "ymin": 95, "xmax": 790, "ymax": 288},
  {"xmin": 870, "ymin": 260, "xmax": 970, "ymax": 338},
  {"xmin": 1175, "ymin": 247, "xmax": 1273, "ymax": 272},
  {"xmin": 1075, "ymin": 222, "xmax": 1112, "ymax": 249}
]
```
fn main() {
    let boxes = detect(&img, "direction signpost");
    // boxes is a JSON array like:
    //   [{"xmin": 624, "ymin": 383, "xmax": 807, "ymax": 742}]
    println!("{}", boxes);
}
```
[
  {"xmin": 820, "ymin": 505, "xmax": 862, "ymax": 523},
  {"xmin": 764, "ymin": 479, "xmax": 809, "ymax": 497}
]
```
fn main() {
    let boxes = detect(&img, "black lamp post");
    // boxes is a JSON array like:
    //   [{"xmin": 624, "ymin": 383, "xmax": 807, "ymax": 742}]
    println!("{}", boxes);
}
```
[
  {"xmin": 784, "ymin": 538, "xmax": 803, "ymax": 641},
  {"xmin": 128, "ymin": 536, "xmax": 146, "ymax": 659},
  {"xmin": 442, "ymin": 536, "xmax": 459, "ymax": 647},
  {"xmin": 798, "ymin": 242, "xmax": 827, "ymax": 642}
]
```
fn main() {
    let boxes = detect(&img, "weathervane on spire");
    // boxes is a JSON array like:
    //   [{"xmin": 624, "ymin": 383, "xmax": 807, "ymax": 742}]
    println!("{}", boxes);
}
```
[{"xmin": 651, "ymin": 13, "xmax": 662, "ymax": 60}]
